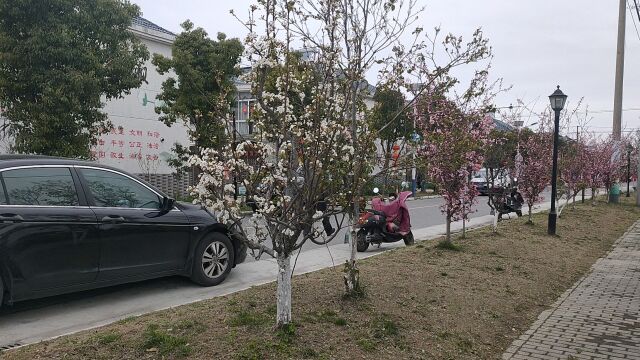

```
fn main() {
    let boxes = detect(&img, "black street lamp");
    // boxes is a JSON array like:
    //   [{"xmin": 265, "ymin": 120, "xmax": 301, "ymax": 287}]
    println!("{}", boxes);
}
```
[{"xmin": 548, "ymin": 86, "xmax": 567, "ymax": 236}]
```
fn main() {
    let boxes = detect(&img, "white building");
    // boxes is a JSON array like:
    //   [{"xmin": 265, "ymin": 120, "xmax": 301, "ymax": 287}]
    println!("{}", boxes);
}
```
[{"xmin": 97, "ymin": 17, "xmax": 190, "ymax": 176}]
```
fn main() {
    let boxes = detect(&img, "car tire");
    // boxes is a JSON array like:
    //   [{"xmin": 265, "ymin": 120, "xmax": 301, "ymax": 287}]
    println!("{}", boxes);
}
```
[
  {"xmin": 516, "ymin": 210, "xmax": 523, "ymax": 217},
  {"xmin": 191, "ymin": 233, "xmax": 235, "ymax": 286},
  {"xmin": 403, "ymin": 231, "xmax": 415, "ymax": 246},
  {"xmin": 356, "ymin": 231, "xmax": 369, "ymax": 252}
]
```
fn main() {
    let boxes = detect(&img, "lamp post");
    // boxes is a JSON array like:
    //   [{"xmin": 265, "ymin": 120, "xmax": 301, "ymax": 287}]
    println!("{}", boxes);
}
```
[{"xmin": 548, "ymin": 86, "xmax": 567, "ymax": 236}]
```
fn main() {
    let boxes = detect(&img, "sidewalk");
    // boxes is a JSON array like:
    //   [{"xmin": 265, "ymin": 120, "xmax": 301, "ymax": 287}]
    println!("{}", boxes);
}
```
[{"xmin": 503, "ymin": 220, "xmax": 640, "ymax": 360}]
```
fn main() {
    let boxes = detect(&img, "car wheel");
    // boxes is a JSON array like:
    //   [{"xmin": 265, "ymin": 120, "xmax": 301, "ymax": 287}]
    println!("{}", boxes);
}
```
[
  {"xmin": 191, "ymin": 233, "xmax": 235, "ymax": 286},
  {"xmin": 356, "ymin": 231, "xmax": 369, "ymax": 252},
  {"xmin": 403, "ymin": 231, "xmax": 415, "ymax": 246},
  {"xmin": 516, "ymin": 210, "xmax": 523, "ymax": 217}
]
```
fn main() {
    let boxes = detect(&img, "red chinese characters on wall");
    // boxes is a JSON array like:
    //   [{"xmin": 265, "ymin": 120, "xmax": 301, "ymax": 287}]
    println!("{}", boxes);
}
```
[{"xmin": 91, "ymin": 126, "xmax": 163, "ymax": 164}]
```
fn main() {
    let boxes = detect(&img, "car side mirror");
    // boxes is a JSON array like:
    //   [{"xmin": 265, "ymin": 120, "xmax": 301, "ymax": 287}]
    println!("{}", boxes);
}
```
[{"xmin": 161, "ymin": 197, "xmax": 175, "ymax": 213}]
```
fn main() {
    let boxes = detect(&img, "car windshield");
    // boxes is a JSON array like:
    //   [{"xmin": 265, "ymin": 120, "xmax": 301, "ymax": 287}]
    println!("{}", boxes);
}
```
[{"xmin": 473, "ymin": 170, "xmax": 487, "ymax": 179}]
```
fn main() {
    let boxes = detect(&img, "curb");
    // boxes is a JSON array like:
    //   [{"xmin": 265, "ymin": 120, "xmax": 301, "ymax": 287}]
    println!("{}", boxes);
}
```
[{"xmin": 407, "ymin": 194, "xmax": 440, "ymax": 201}]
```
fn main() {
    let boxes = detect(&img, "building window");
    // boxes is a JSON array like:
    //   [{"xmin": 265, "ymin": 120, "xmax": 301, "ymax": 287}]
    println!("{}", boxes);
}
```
[{"xmin": 235, "ymin": 99, "xmax": 255, "ymax": 136}]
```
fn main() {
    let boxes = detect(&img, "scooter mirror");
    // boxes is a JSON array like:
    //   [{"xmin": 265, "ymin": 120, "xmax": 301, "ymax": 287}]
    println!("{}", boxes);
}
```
[{"xmin": 373, "ymin": 187, "xmax": 379, "ymax": 194}]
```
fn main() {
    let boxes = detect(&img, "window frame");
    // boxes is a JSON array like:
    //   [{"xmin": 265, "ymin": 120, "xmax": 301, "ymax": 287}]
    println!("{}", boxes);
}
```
[
  {"xmin": 75, "ymin": 166, "xmax": 168, "ymax": 211},
  {"xmin": 0, "ymin": 165, "xmax": 87, "ymax": 208}
]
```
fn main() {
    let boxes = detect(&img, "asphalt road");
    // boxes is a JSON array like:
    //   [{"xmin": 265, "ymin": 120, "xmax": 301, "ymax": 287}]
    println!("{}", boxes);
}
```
[{"xmin": 292, "ymin": 190, "xmax": 553, "ymax": 253}]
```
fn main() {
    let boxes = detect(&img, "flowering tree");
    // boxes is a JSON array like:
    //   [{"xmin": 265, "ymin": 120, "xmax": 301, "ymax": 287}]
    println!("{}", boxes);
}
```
[
  {"xmin": 416, "ymin": 93, "xmax": 493, "ymax": 243},
  {"xmin": 364, "ymin": 21, "xmax": 496, "ymax": 245},
  {"xmin": 517, "ymin": 131, "xmax": 552, "ymax": 223},
  {"xmin": 584, "ymin": 138, "xmax": 605, "ymax": 204},
  {"xmin": 558, "ymin": 139, "xmax": 589, "ymax": 213},
  {"xmin": 483, "ymin": 128, "xmax": 518, "ymax": 232},
  {"xmin": 582, "ymin": 136, "xmax": 626, "ymax": 204},
  {"xmin": 290, "ymin": 0, "xmax": 491, "ymax": 294},
  {"xmin": 597, "ymin": 136, "xmax": 624, "ymax": 201},
  {"xmin": 191, "ymin": 0, "xmax": 358, "ymax": 327}
]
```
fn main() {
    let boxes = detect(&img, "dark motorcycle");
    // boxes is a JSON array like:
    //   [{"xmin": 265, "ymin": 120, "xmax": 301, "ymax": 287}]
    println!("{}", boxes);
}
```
[
  {"xmin": 356, "ymin": 190, "xmax": 414, "ymax": 252},
  {"xmin": 494, "ymin": 188, "xmax": 524, "ymax": 219}
]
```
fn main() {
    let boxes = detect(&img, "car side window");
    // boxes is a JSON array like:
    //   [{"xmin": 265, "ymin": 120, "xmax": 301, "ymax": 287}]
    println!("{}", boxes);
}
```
[
  {"xmin": 0, "ymin": 177, "xmax": 6, "ymax": 205},
  {"xmin": 79, "ymin": 168, "xmax": 161, "ymax": 209},
  {"xmin": 2, "ymin": 167, "xmax": 79, "ymax": 206}
]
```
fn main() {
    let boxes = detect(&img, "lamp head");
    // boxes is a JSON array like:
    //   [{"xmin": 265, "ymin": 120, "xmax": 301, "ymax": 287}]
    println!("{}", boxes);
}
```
[{"xmin": 549, "ymin": 85, "xmax": 567, "ymax": 112}]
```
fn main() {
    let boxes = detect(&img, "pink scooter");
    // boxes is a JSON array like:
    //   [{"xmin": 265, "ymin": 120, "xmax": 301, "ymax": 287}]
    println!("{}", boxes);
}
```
[{"xmin": 355, "ymin": 189, "xmax": 414, "ymax": 252}]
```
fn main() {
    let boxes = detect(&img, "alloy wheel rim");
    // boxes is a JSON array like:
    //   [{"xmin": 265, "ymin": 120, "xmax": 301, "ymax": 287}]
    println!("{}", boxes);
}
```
[{"xmin": 202, "ymin": 241, "xmax": 229, "ymax": 279}]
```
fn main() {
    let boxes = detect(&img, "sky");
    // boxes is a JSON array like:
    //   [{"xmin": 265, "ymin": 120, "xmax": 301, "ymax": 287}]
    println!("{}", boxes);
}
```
[{"xmin": 131, "ymin": 0, "xmax": 640, "ymax": 137}]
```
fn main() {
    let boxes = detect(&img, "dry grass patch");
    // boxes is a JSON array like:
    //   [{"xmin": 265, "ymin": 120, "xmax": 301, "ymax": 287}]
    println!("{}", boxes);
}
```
[{"xmin": 4, "ymin": 198, "xmax": 639, "ymax": 359}]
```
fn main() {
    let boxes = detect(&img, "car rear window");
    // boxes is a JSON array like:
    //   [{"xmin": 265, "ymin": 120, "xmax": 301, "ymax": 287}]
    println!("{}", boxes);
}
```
[{"xmin": 1, "ymin": 167, "xmax": 79, "ymax": 206}]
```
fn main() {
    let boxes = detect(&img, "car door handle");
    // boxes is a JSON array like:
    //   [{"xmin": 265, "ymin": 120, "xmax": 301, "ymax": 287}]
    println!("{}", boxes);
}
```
[
  {"xmin": 101, "ymin": 216, "xmax": 125, "ymax": 224},
  {"xmin": 0, "ymin": 214, "xmax": 24, "ymax": 222}
]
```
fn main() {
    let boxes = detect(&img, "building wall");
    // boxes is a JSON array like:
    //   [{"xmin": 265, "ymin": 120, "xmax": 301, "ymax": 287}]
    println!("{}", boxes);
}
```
[{"xmin": 95, "ymin": 28, "xmax": 190, "ymax": 175}]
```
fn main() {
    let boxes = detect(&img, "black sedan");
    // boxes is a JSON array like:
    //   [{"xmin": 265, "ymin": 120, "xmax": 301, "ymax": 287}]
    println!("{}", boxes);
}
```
[{"xmin": 0, "ymin": 156, "xmax": 246, "ymax": 308}]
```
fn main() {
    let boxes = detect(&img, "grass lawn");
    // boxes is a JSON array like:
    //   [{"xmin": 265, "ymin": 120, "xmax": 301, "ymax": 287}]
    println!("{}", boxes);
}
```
[{"xmin": 4, "ymin": 197, "xmax": 639, "ymax": 360}]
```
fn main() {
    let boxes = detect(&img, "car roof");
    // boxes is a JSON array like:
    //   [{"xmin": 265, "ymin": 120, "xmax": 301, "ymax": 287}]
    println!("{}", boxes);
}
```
[{"xmin": 0, "ymin": 154, "xmax": 108, "ymax": 169}]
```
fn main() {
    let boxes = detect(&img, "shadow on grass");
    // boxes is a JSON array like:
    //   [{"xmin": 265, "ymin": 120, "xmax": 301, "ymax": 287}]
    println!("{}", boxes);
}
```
[{"xmin": 435, "ymin": 239, "xmax": 462, "ymax": 252}]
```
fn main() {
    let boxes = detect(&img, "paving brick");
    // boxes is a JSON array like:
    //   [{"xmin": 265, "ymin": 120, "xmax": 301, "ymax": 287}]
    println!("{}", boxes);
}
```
[{"xmin": 503, "ymin": 220, "xmax": 640, "ymax": 360}]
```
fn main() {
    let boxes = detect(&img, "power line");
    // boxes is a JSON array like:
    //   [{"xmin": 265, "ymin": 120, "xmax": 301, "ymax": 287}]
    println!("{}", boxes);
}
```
[
  {"xmin": 588, "ymin": 107, "xmax": 640, "ymax": 114},
  {"xmin": 629, "ymin": 0, "xmax": 640, "ymax": 41},
  {"xmin": 627, "ymin": 0, "xmax": 640, "ymax": 40},
  {"xmin": 584, "ymin": 125, "xmax": 640, "ymax": 128},
  {"xmin": 109, "ymin": 113, "xmax": 162, "ymax": 122}
]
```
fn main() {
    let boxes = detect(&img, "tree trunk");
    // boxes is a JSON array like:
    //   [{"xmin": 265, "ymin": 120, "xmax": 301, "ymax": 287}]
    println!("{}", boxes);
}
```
[
  {"xmin": 445, "ymin": 215, "xmax": 452, "ymax": 243},
  {"xmin": 343, "ymin": 225, "xmax": 360, "ymax": 296},
  {"xmin": 492, "ymin": 210, "xmax": 499, "ymax": 232},
  {"xmin": 276, "ymin": 252, "xmax": 292, "ymax": 327},
  {"xmin": 343, "ymin": 258, "xmax": 360, "ymax": 296},
  {"xmin": 344, "ymin": 77, "xmax": 361, "ymax": 298},
  {"xmin": 462, "ymin": 216, "xmax": 466, "ymax": 238},
  {"xmin": 382, "ymin": 140, "xmax": 391, "ymax": 194},
  {"xmin": 527, "ymin": 204, "xmax": 533, "ymax": 224},
  {"xmin": 558, "ymin": 196, "xmax": 569, "ymax": 217}
]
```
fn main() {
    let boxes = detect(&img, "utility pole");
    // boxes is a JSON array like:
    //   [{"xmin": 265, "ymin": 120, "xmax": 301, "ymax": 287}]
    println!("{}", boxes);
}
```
[
  {"xmin": 612, "ymin": 0, "xmax": 626, "ymax": 141},
  {"xmin": 609, "ymin": 0, "xmax": 626, "ymax": 203}
]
